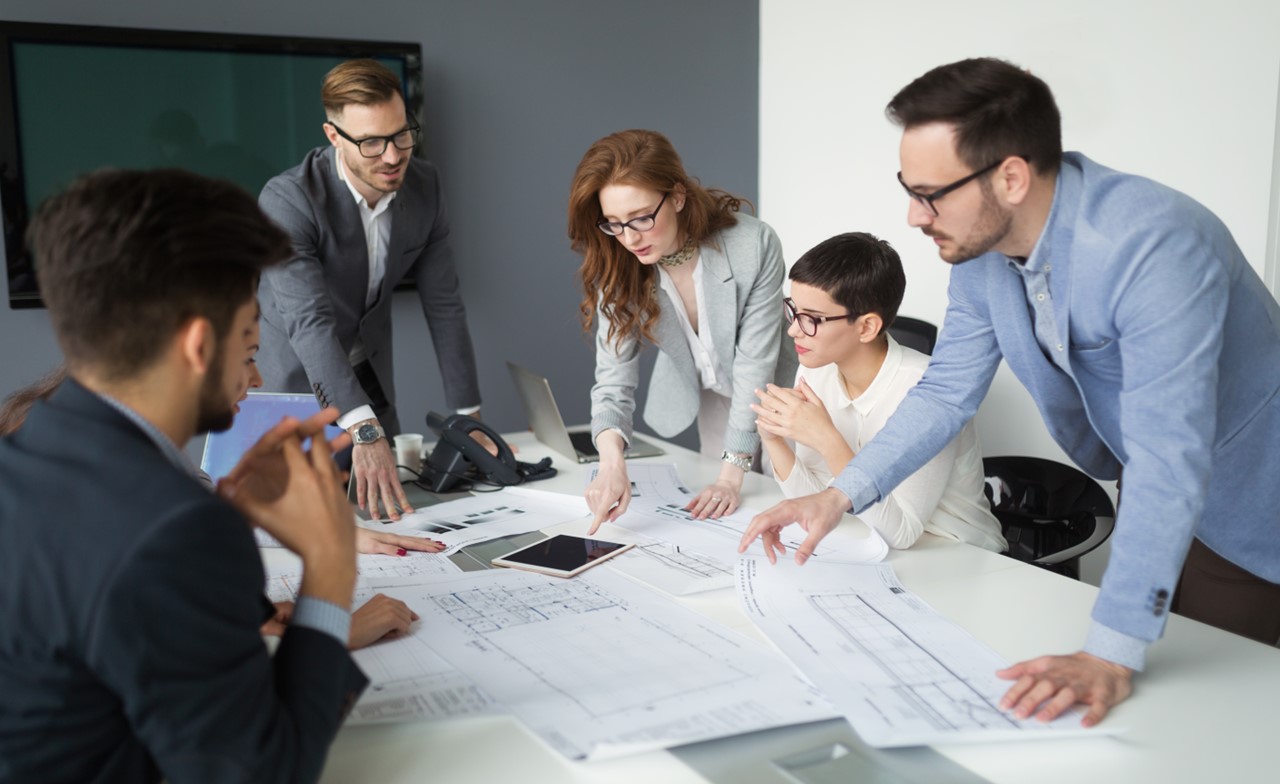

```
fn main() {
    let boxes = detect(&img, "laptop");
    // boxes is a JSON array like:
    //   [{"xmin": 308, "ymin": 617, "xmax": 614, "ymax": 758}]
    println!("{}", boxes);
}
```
[
  {"xmin": 199, "ymin": 391, "xmax": 339, "ymax": 483},
  {"xmin": 507, "ymin": 361, "xmax": 664, "ymax": 464}
]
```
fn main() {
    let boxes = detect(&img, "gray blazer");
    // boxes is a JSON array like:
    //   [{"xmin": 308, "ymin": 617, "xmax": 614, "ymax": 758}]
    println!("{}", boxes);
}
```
[
  {"xmin": 257, "ymin": 146, "xmax": 480, "ymax": 435},
  {"xmin": 590, "ymin": 213, "xmax": 796, "ymax": 455}
]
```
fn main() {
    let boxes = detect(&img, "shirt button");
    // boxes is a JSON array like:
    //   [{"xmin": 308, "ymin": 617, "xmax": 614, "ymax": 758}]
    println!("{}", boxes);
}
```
[
  {"xmin": 1057, "ymin": 344, "xmax": 1064, "ymax": 351},
  {"xmin": 1044, "ymin": 265, "xmax": 1052, "ymax": 272},
  {"xmin": 1036, "ymin": 293, "xmax": 1046, "ymax": 301}
]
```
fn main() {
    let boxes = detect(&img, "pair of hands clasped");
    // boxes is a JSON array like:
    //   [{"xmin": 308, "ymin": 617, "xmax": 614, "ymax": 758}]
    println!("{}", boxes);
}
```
[{"xmin": 216, "ymin": 408, "xmax": 427, "ymax": 648}]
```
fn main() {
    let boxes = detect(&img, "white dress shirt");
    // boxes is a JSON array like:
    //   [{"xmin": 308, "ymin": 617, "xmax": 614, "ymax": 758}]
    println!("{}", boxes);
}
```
[
  {"xmin": 775, "ymin": 336, "xmax": 1006, "ymax": 552},
  {"xmin": 657, "ymin": 262, "xmax": 731, "ymax": 397},
  {"xmin": 335, "ymin": 151, "xmax": 396, "ymax": 431},
  {"xmin": 330, "ymin": 154, "xmax": 483, "ymax": 431}
]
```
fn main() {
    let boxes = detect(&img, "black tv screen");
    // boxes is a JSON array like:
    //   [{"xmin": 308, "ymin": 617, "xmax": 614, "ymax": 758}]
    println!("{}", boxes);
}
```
[{"xmin": 0, "ymin": 21, "xmax": 424, "ymax": 308}]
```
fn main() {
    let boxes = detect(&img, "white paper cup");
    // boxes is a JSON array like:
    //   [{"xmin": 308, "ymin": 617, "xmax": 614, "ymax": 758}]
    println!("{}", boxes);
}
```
[{"xmin": 394, "ymin": 433, "xmax": 424, "ymax": 481}]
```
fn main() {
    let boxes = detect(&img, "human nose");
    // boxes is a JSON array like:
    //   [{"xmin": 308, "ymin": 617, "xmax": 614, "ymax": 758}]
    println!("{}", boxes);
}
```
[
  {"xmin": 380, "ymin": 142, "xmax": 403, "ymax": 164},
  {"xmin": 906, "ymin": 196, "xmax": 934, "ymax": 228},
  {"xmin": 786, "ymin": 318, "xmax": 804, "ymax": 339},
  {"xmin": 621, "ymin": 225, "xmax": 644, "ymax": 245}
]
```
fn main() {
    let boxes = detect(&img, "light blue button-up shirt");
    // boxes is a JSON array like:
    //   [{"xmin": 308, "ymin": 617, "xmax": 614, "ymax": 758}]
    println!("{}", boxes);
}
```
[{"xmin": 832, "ymin": 152, "xmax": 1280, "ymax": 669}]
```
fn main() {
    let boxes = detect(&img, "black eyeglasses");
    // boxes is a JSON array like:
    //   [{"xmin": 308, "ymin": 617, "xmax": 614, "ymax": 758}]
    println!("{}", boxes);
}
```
[
  {"xmin": 784, "ymin": 297, "xmax": 856, "ymax": 337},
  {"xmin": 896, "ymin": 159, "xmax": 1004, "ymax": 216},
  {"xmin": 328, "ymin": 120, "xmax": 421, "ymax": 158},
  {"xmin": 597, "ymin": 192, "xmax": 668, "ymax": 236}
]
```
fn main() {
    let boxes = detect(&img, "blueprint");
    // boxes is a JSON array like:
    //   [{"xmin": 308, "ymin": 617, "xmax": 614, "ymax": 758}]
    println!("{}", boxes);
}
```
[
  {"xmin": 605, "ymin": 537, "xmax": 734, "ymax": 595},
  {"xmin": 371, "ymin": 565, "xmax": 838, "ymax": 760},
  {"xmin": 588, "ymin": 463, "xmax": 888, "ymax": 569},
  {"xmin": 737, "ymin": 557, "xmax": 1118, "ymax": 747},
  {"xmin": 265, "ymin": 550, "xmax": 463, "ymax": 604},
  {"xmin": 365, "ymin": 486, "xmax": 589, "ymax": 552}
]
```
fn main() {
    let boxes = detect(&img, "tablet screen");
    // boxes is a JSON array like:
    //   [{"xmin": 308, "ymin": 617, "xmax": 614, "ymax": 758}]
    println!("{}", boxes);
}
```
[{"xmin": 492, "ymin": 535, "xmax": 631, "ymax": 577}]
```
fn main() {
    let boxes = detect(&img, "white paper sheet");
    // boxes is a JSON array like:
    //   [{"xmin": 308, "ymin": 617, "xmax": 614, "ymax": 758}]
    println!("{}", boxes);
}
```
[
  {"xmin": 737, "ymin": 557, "xmax": 1121, "ymax": 747},
  {"xmin": 346, "ymin": 631, "xmax": 499, "ymax": 724},
  {"xmin": 368, "ymin": 565, "xmax": 837, "ymax": 760},
  {"xmin": 364, "ymin": 486, "xmax": 589, "ymax": 553},
  {"xmin": 588, "ymin": 463, "xmax": 888, "ymax": 571},
  {"xmin": 264, "ymin": 550, "xmax": 462, "ymax": 604},
  {"xmin": 604, "ymin": 537, "xmax": 735, "ymax": 595}
]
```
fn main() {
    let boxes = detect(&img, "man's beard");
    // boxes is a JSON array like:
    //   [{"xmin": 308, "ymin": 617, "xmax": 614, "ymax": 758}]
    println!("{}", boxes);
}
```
[
  {"xmin": 194, "ymin": 345, "xmax": 235, "ymax": 435},
  {"xmin": 929, "ymin": 186, "xmax": 1013, "ymax": 264}
]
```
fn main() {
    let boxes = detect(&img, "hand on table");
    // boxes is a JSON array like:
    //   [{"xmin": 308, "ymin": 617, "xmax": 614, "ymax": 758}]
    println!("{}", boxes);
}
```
[
  {"xmin": 997, "ymin": 651, "xmax": 1133, "ymax": 727},
  {"xmin": 353, "ymin": 439, "xmax": 412, "ymax": 521},
  {"xmin": 349, "ymin": 593, "xmax": 419, "ymax": 650},
  {"xmin": 752, "ymin": 380, "xmax": 836, "ymax": 448},
  {"xmin": 585, "ymin": 460, "xmax": 631, "ymax": 535},
  {"xmin": 356, "ymin": 528, "xmax": 445, "ymax": 555},
  {"xmin": 738, "ymin": 487, "xmax": 852, "ymax": 564},
  {"xmin": 685, "ymin": 481, "xmax": 741, "ymax": 519}
]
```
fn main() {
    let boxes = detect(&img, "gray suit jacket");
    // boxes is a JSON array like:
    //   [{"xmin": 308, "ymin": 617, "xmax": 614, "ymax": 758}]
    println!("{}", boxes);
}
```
[
  {"xmin": 590, "ymin": 213, "xmax": 796, "ymax": 455},
  {"xmin": 257, "ymin": 146, "xmax": 480, "ymax": 435}
]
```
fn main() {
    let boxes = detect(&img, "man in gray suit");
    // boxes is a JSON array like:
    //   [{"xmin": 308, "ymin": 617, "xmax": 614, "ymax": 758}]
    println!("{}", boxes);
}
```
[{"xmin": 258, "ymin": 59, "xmax": 482, "ymax": 520}]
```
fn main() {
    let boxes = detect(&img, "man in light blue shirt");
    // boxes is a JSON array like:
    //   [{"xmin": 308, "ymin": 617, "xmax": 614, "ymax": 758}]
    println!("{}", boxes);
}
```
[{"xmin": 741, "ymin": 57, "xmax": 1280, "ymax": 727}]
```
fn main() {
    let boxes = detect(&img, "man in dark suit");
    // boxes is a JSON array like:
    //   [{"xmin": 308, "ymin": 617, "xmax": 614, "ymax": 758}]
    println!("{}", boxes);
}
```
[
  {"xmin": 0, "ymin": 169, "xmax": 367, "ymax": 783},
  {"xmin": 258, "ymin": 59, "xmax": 483, "ymax": 522}
]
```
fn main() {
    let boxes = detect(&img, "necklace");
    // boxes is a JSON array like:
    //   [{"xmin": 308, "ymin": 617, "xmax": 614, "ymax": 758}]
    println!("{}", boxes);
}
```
[{"xmin": 657, "ymin": 235, "xmax": 697, "ymax": 268}]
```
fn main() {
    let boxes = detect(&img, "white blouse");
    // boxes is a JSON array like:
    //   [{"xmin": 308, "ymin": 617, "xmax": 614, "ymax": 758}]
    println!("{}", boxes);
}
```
[{"xmin": 775, "ymin": 336, "xmax": 1006, "ymax": 552}]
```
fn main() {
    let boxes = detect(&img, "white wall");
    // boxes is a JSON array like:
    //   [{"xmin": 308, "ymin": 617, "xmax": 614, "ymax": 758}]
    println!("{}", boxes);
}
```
[{"xmin": 759, "ymin": 0, "xmax": 1280, "ymax": 585}]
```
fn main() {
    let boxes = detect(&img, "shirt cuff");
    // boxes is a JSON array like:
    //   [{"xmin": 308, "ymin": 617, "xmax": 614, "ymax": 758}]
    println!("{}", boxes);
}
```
[
  {"xmin": 1083, "ymin": 620, "xmax": 1148, "ymax": 671},
  {"xmin": 595, "ymin": 426, "xmax": 630, "ymax": 449},
  {"xmin": 337, "ymin": 405, "xmax": 377, "ymax": 432},
  {"xmin": 829, "ymin": 463, "xmax": 879, "ymax": 514},
  {"xmin": 292, "ymin": 596, "xmax": 352, "ymax": 647},
  {"xmin": 456, "ymin": 404, "xmax": 481, "ymax": 416}
]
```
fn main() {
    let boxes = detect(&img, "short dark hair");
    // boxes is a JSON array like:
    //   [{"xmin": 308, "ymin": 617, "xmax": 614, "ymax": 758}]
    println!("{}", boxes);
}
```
[
  {"xmin": 886, "ymin": 57, "xmax": 1062, "ymax": 175},
  {"xmin": 789, "ymin": 232, "xmax": 906, "ymax": 337},
  {"xmin": 29, "ymin": 169, "xmax": 291, "ymax": 381}
]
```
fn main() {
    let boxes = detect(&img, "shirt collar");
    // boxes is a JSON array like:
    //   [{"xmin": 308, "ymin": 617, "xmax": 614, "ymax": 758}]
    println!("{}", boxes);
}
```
[
  {"xmin": 849, "ymin": 334, "xmax": 904, "ymax": 416},
  {"xmin": 95, "ymin": 392, "xmax": 201, "ymax": 479}
]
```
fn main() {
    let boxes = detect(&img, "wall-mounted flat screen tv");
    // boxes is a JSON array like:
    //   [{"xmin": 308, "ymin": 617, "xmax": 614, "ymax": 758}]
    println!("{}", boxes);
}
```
[{"xmin": 0, "ymin": 21, "xmax": 423, "ymax": 308}]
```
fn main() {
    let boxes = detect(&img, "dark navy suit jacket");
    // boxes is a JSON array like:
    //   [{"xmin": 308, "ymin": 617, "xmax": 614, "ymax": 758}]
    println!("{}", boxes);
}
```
[{"xmin": 0, "ymin": 380, "xmax": 367, "ymax": 783}]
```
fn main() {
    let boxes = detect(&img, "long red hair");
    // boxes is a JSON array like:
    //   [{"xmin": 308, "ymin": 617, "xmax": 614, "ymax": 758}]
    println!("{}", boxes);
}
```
[{"xmin": 568, "ymin": 129, "xmax": 745, "ymax": 347}]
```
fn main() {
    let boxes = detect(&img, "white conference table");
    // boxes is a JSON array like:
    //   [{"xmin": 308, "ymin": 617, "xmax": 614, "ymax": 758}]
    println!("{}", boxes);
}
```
[{"xmin": 307, "ymin": 430, "xmax": 1279, "ymax": 784}]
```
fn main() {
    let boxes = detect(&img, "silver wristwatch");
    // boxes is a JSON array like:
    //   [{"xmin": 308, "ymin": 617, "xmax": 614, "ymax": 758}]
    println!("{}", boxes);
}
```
[
  {"xmin": 352, "ymin": 422, "xmax": 386, "ymax": 445},
  {"xmin": 720, "ymin": 450, "xmax": 753, "ymax": 472}
]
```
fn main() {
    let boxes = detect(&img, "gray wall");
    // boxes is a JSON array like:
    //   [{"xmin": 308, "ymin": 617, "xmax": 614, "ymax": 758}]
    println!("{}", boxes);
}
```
[{"xmin": 0, "ymin": 0, "xmax": 760, "ymax": 458}]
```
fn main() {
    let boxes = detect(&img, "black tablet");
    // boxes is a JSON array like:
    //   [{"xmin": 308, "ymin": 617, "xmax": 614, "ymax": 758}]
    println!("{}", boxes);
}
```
[{"xmin": 491, "ymin": 534, "xmax": 633, "ymax": 578}]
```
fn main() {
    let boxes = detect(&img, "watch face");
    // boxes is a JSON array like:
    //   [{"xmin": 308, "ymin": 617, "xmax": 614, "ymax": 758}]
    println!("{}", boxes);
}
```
[{"xmin": 356, "ymin": 424, "xmax": 379, "ymax": 443}]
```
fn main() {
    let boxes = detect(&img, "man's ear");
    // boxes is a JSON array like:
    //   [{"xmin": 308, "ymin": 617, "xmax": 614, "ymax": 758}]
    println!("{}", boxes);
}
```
[
  {"xmin": 858, "ymin": 313, "xmax": 885, "ymax": 344},
  {"xmin": 998, "ymin": 155, "xmax": 1033, "ymax": 206},
  {"xmin": 177, "ymin": 317, "xmax": 217, "ymax": 377},
  {"xmin": 322, "ymin": 117, "xmax": 341, "ymax": 149}
]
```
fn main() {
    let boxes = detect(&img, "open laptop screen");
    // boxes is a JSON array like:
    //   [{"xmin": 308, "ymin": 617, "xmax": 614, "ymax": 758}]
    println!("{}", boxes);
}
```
[{"xmin": 199, "ymin": 392, "xmax": 338, "ymax": 482}]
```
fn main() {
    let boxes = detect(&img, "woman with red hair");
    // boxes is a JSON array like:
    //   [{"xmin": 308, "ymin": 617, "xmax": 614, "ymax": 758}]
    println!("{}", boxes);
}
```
[{"xmin": 568, "ymin": 129, "xmax": 794, "ymax": 531}]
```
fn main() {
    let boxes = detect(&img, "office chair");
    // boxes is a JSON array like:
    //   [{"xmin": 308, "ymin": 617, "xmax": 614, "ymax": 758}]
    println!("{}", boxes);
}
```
[
  {"xmin": 982, "ymin": 456, "xmax": 1115, "ymax": 580},
  {"xmin": 888, "ymin": 316, "xmax": 938, "ymax": 355}
]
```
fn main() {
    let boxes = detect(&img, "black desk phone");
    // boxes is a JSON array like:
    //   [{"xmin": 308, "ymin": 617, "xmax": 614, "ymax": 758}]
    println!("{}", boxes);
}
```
[{"xmin": 421, "ymin": 412, "xmax": 555, "ymax": 492}]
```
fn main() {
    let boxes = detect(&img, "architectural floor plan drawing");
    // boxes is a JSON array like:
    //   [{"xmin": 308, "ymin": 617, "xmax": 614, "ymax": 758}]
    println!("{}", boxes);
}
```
[
  {"xmin": 737, "ymin": 558, "xmax": 1119, "ymax": 747},
  {"xmin": 373, "ymin": 565, "xmax": 837, "ymax": 760}
]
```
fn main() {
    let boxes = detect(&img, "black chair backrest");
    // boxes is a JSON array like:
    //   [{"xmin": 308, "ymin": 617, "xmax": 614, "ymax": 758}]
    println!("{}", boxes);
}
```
[
  {"xmin": 983, "ymin": 456, "xmax": 1116, "ymax": 580},
  {"xmin": 888, "ymin": 316, "xmax": 938, "ymax": 355}
]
